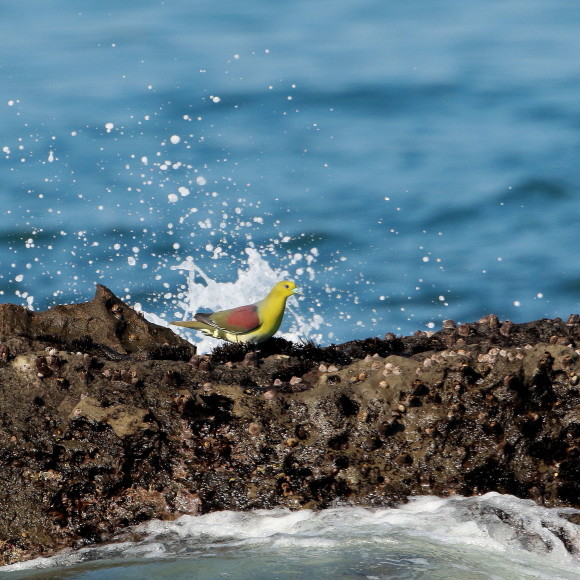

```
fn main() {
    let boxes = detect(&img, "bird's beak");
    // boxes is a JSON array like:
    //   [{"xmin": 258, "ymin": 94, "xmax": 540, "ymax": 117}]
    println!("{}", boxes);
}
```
[{"xmin": 292, "ymin": 287, "xmax": 302, "ymax": 295}]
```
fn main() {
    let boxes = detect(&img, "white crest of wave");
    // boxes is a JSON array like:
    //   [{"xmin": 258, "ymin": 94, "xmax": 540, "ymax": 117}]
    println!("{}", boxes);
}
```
[{"xmin": 114, "ymin": 492, "xmax": 580, "ymax": 567}]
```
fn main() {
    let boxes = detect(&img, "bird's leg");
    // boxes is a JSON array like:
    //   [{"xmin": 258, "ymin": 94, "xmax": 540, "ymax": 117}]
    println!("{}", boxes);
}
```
[{"xmin": 242, "ymin": 343, "xmax": 259, "ymax": 367}]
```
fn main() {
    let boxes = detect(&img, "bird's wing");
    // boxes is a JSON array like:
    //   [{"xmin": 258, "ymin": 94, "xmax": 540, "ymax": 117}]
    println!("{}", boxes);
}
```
[{"xmin": 196, "ymin": 304, "xmax": 261, "ymax": 334}]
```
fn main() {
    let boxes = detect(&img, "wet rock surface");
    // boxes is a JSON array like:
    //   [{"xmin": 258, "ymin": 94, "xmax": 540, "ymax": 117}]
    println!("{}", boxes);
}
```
[{"xmin": 0, "ymin": 287, "xmax": 579, "ymax": 564}]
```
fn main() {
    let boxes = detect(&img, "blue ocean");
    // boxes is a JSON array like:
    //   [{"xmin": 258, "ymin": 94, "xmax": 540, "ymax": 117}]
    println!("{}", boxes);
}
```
[{"xmin": 2, "ymin": 0, "xmax": 580, "ymax": 577}]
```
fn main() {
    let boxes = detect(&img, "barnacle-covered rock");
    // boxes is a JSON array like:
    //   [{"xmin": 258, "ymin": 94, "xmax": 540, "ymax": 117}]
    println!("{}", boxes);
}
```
[{"xmin": 0, "ymin": 290, "xmax": 579, "ymax": 565}]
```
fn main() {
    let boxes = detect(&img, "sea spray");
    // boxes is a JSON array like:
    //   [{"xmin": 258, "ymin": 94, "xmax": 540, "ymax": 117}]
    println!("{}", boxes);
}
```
[{"xmin": 161, "ymin": 247, "xmax": 324, "ymax": 353}]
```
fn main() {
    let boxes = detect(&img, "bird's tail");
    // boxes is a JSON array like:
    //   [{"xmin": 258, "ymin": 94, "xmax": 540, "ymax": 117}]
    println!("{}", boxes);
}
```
[{"xmin": 170, "ymin": 320, "xmax": 208, "ymax": 329}]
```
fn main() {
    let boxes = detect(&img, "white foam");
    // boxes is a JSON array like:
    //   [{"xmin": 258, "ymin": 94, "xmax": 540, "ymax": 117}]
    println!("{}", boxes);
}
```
[
  {"xmin": 5, "ymin": 494, "xmax": 579, "ymax": 576},
  {"xmin": 132, "ymin": 493, "xmax": 579, "ymax": 565}
]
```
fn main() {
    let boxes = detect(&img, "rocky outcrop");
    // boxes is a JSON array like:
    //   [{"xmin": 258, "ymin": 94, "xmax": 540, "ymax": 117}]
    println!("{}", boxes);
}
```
[
  {"xmin": 0, "ymin": 287, "xmax": 579, "ymax": 564},
  {"xmin": 0, "ymin": 284, "xmax": 189, "ymax": 357}
]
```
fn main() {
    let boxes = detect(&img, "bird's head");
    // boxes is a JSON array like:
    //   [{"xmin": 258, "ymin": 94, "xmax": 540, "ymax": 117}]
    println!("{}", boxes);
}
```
[{"xmin": 273, "ymin": 280, "xmax": 301, "ymax": 298}]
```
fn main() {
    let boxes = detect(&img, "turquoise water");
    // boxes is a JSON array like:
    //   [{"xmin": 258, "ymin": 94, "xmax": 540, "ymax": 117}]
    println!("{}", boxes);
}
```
[{"xmin": 2, "ymin": 0, "xmax": 580, "ymax": 344}]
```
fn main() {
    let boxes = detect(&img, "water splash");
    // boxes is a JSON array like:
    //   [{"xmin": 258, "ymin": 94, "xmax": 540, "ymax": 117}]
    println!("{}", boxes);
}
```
[
  {"xmin": 1, "ymin": 78, "xmax": 367, "ymax": 346},
  {"xmin": 162, "ymin": 247, "xmax": 324, "ymax": 353}
]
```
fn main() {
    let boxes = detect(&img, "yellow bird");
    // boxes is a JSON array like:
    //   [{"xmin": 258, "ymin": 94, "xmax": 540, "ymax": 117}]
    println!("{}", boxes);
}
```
[{"xmin": 171, "ymin": 280, "xmax": 300, "ymax": 344}]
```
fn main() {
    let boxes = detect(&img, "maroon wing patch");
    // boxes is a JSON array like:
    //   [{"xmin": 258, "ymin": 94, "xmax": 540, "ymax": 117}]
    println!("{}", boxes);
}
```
[
  {"xmin": 200, "ymin": 304, "xmax": 260, "ymax": 334},
  {"xmin": 224, "ymin": 304, "xmax": 260, "ymax": 332}
]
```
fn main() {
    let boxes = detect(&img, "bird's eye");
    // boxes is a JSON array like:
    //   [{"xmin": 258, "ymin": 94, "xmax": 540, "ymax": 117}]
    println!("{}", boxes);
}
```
[{"xmin": 284, "ymin": 284, "xmax": 289, "ymax": 288}]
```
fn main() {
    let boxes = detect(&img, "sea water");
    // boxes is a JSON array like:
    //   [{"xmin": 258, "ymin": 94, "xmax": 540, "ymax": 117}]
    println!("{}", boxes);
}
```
[
  {"xmin": 2, "ymin": 0, "xmax": 580, "ymax": 575},
  {"xmin": 3, "ymin": 494, "xmax": 580, "ymax": 579},
  {"xmin": 2, "ymin": 0, "xmax": 580, "ymax": 348}
]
